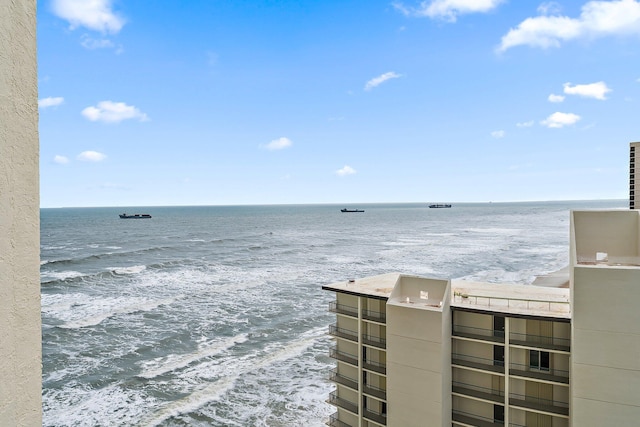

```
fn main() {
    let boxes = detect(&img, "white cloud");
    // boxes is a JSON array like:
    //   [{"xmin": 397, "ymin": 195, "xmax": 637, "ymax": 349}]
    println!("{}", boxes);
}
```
[
  {"xmin": 394, "ymin": 0, "xmax": 504, "ymax": 22},
  {"xmin": 336, "ymin": 165, "xmax": 356, "ymax": 176},
  {"xmin": 365, "ymin": 72, "xmax": 402, "ymax": 91},
  {"xmin": 491, "ymin": 130, "xmax": 506, "ymax": 138},
  {"xmin": 537, "ymin": 2, "xmax": 562, "ymax": 15},
  {"xmin": 262, "ymin": 137, "xmax": 293, "ymax": 151},
  {"xmin": 498, "ymin": 0, "xmax": 640, "ymax": 52},
  {"xmin": 563, "ymin": 81, "xmax": 611, "ymax": 100},
  {"xmin": 77, "ymin": 151, "xmax": 107, "ymax": 162},
  {"xmin": 516, "ymin": 120, "xmax": 535, "ymax": 127},
  {"xmin": 52, "ymin": 0, "xmax": 125, "ymax": 33},
  {"xmin": 548, "ymin": 94, "xmax": 565, "ymax": 103},
  {"xmin": 38, "ymin": 97, "xmax": 64, "ymax": 108},
  {"xmin": 82, "ymin": 101, "xmax": 149, "ymax": 123},
  {"xmin": 80, "ymin": 34, "xmax": 115, "ymax": 50},
  {"xmin": 540, "ymin": 112, "xmax": 581, "ymax": 128},
  {"xmin": 53, "ymin": 155, "xmax": 69, "ymax": 164}
]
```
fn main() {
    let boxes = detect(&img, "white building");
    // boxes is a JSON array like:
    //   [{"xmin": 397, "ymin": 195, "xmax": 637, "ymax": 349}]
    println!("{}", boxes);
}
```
[{"xmin": 324, "ymin": 206, "xmax": 640, "ymax": 427}]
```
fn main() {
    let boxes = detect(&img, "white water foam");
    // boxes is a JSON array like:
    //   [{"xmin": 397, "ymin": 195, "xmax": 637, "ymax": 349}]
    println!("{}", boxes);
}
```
[
  {"xmin": 58, "ymin": 296, "xmax": 176, "ymax": 329},
  {"xmin": 111, "ymin": 264, "xmax": 147, "ymax": 275},
  {"xmin": 140, "ymin": 328, "xmax": 325, "ymax": 426},
  {"xmin": 138, "ymin": 333, "xmax": 249, "ymax": 379}
]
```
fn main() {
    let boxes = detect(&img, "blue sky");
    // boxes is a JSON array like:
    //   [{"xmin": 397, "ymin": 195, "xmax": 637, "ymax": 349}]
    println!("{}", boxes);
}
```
[{"xmin": 38, "ymin": 0, "xmax": 640, "ymax": 207}]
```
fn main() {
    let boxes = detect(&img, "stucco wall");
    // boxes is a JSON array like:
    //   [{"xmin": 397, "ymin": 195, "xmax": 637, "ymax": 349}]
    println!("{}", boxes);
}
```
[{"xmin": 0, "ymin": 0, "xmax": 42, "ymax": 425}]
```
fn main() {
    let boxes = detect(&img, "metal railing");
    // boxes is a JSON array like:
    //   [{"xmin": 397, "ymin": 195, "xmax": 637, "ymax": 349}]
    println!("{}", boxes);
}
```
[
  {"xmin": 452, "ymin": 352, "xmax": 506, "ymax": 372},
  {"xmin": 509, "ymin": 391, "xmax": 569, "ymax": 416},
  {"xmin": 362, "ymin": 333, "xmax": 387, "ymax": 349},
  {"xmin": 329, "ymin": 346, "xmax": 358, "ymax": 367},
  {"xmin": 327, "ymin": 413, "xmax": 352, "ymax": 427},
  {"xmin": 509, "ymin": 361, "xmax": 569, "ymax": 381},
  {"xmin": 363, "ymin": 382, "xmax": 387, "ymax": 400},
  {"xmin": 452, "ymin": 409, "xmax": 504, "ymax": 426},
  {"xmin": 509, "ymin": 331, "xmax": 570, "ymax": 351},
  {"xmin": 452, "ymin": 380, "xmax": 504, "ymax": 400},
  {"xmin": 362, "ymin": 308, "xmax": 386, "ymax": 323},
  {"xmin": 327, "ymin": 392, "xmax": 358, "ymax": 415},
  {"xmin": 453, "ymin": 324, "xmax": 505, "ymax": 342},
  {"xmin": 362, "ymin": 407, "xmax": 387, "ymax": 426},
  {"xmin": 363, "ymin": 358, "xmax": 386, "ymax": 375},
  {"xmin": 328, "ymin": 324, "xmax": 358, "ymax": 342},
  {"xmin": 454, "ymin": 293, "xmax": 569, "ymax": 313},
  {"xmin": 329, "ymin": 301, "xmax": 358, "ymax": 318},
  {"xmin": 329, "ymin": 369, "xmax": 358, "ymax": 391}
]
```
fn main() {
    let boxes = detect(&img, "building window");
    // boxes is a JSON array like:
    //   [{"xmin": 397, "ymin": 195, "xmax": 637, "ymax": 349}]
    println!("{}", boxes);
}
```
[
  {"xmin": 494, "ymin": 405, "xmax": 505, "ymax": 423},
  {"xmin": 530, "ymin": 350, "xmax": 550, "ymax": 371},
  {"xmin": 494, "ymin": 345, "xmax": 505, "ymax": 367},
  {"xmin": 493, "ymin": 316, "xmax": 505, "ymax": 338}
]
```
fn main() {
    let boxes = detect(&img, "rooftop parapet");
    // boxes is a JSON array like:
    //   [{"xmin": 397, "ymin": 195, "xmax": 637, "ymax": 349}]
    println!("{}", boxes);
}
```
[
  {"xmin": 571, "ymin": 210, "xmax": 640, "ymax": 267},
  {"xmin": 387, "ymin": 275, "xmax": 449, "ymax": 312}
]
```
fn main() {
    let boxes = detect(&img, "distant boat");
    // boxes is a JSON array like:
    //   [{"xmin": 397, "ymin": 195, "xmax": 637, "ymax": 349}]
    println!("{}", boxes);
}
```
[
  {"xmin": 119, "ymin": 213, "xmax": 152, "ymax": 219},
  {"xmin": 341, "ymin": 208, "xmax": 365, "ymax": 213},
  {"xmin": 428, "ymin": 204, "xmax": 451, "ymax": 208}
]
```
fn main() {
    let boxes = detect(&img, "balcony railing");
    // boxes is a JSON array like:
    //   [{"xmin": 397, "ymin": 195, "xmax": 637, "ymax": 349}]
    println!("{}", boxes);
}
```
[
  {"xmin": 363, "ymin": 358, "xmax": 386, "ymax": 375},
  {"xmin": 362, "ymin": 333, "xmax": 387, "ymax": 349},
  {"xmin": 452, "ymin": 409, "xmax": 504, "ymax": 427},
  {"xmin": 453, "ymin": 293, "xmax": 569, "ymax": 314},
  {"xmin": 452, "ymin": 380, "xmax": 504, "ymax": 404},
  {"xmin": 509, "ymin": 331, "xmax": 570, "ymax": 352},
  {"xmin": 509, "ymin": 362, "xmax": 569, "ymax": 384},
  {"xmin": 329, "ymin": 369, "xmax": 358, "ymax": 391},
  {"xmin": 329, "ymin": 346, "xmax": 358, "ymax": 367},
  {"xmin": 327, "ymin": 392, "xmax": 358, "ymax": 415},
  {"xmin": 452, "ymin": 324, "xmax": 505, "ymax": 344},
  {"xmin": 327, "ymin": 413, "xmax": 352, "ymax": 427},
  {"xmin": 509, "ymin": 391, "xmax": 569, "ymax": 416},
  {"xmin": 363, "ymin": 382, "xmax": 387, "ymax": 400},
  {"xmin": 362, "ymin": 308, "xmax": 386, "ymax": 323},
  {"xmin": 363, "ymin": 407, "xmax": 387, "ymax": 426},
  {"xmin": 329, "ymin": 301, "xmax": 358, "ymax": 318},
  {"xmin": 329, "ymin": 324, "xmax": 358, "ymax": 343},
  {"xmin": 451, "ymin": 353, "xmax": 505, "ymax": 374}
]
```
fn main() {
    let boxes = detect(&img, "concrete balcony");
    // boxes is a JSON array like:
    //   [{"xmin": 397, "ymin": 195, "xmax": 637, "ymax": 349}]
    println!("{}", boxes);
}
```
[
  {"xmin": 362, "ymin": 382, "xmax": 387, "ymax": 401},
  {"xmin": 452, "ymin": 409, "xmax": 504, "ymax": 427},
  {"xmin": 509, "ymin": 332, "xmax": 570, "ymax": 353},
  {"xmin": 329, "ymin": 324, "xmax": 358, "ymax": 343},
  {"xmin": 327, "ymin": 392, "xmax": 358, "ymax": 415},
  {"xmin": 509, "ymin": 363, "xmax": 569, "ymax": 385},
  {"xmin": 362, "ymin": 333, "xmax": 387, "ymax": 349},
  {"xmin": 326, "ymin": 412, "xmax": 352, "ymax": 427},
  {"xmin": 329, "ymin": 301, "xmax": 358, "ymax": 318},
  {"xmin": 453, "ymin": 324, "xmax": 505, "ymax": 344},
  {"xmin": 452, "ymin": 381, "xmax": 504, "ymax": 404},
  {"xmin": 329, "ymin": 369, "xmax": 358, "ymax": 392},
  {"xmin": 363, "ymin": 358, "xmax": 386, "ymax": 375},
  {"xmin": 509, "ymin": 392, "xmax": 569, "ymax": 417},
  {"xmin": 362, "ymin": 407, "xmax": 387, "ymax": 426},
  {"xmin": 362, "ymin": 308, "xmax": 386, "ymax": 324},
  {"xmin": 329, "ymin": 346, "xmax": 358, "ymax": 367},
  {"xmin": 452, "ymin": 353, "xmax": 505, "ymax": 374}
]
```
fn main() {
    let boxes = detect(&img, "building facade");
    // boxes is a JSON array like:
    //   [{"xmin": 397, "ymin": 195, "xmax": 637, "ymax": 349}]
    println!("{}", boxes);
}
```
[
  {"xmin": 0, "ymin": 0, "xmax": 42, "ymax": 424},
  {"xmin": 324, "ymin": 209, "xmax": 640, "ymax": 427}
]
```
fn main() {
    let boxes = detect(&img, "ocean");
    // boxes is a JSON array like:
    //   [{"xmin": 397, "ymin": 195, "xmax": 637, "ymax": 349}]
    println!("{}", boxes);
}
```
[{"xmin": 41, "ymin": 200, "xmax": 625, "ymax": 426}]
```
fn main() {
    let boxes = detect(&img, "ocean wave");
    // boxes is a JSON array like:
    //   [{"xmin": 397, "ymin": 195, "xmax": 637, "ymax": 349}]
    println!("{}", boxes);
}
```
[
  {"xmin": 139, "ymin": 328, "xmax": 325, "ymax": 426},
  {"xmin": 111, "ymin": 265, "xmax": 147, "ymax": 275},
  {"xmin": 137, "ymin": 334, "xmax": 249, "ymax": 379},
  {"xmin": 57, "ymin": 297, "xmax": 175, "ymax": 329}
]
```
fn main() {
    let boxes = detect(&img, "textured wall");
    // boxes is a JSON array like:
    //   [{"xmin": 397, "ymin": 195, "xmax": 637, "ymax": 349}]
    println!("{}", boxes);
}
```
[{"xmin": 0, "ymin": 0, "xmax": 42, "ymax": 425}]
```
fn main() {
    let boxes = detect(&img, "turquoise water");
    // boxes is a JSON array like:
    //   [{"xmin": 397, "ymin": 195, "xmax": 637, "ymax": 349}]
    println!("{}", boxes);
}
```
[{"xmin": 41, "ymin": 200, "xmax": 625, "ymax": 426}]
